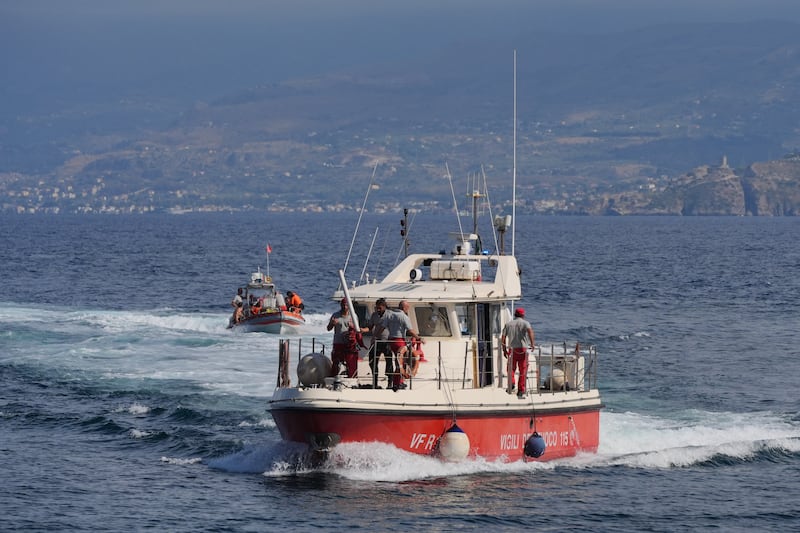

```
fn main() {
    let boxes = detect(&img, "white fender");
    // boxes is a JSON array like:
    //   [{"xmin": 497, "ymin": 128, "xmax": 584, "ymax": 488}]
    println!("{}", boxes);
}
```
[{"xmin": 438, "ymin": 424, "xmax": 470, "ymax": 462}]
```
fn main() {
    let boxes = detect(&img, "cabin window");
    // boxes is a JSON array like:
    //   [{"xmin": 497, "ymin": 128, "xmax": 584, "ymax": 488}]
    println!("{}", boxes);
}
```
[
  {"xmin": 489, "ymin": 304, "xmax": 503, "ymax": 335},
  {"xmin": 353, "ymin": 302, "xmax": 369, "ymax": 330},
  {"xmin": 414, "ymin": 305, "xmax": 452, "ymax": 337},
  {"xmin": 455, "ymin": 303, "xmax": 475, "ymax": 335}
]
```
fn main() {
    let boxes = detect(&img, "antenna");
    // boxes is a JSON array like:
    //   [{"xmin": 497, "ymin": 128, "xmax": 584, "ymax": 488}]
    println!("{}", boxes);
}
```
[
  {"xmin": 359, "ymin": 227, "xmax": 379, "ymax": 284},
  {"xmin": 512, "ymin": 49, "xmax": 517, "ymax": 257},
  {"xmin": 343, "ymin": 163, "xmax": 378, "ymax": 277},
  {"xmin": 400, "ymin": 208, "xmax": 409, "ymax": 258},
  {"xmin": 446, "ymin": 162, "xmax": 466, "ymax": 242},
  {"xmin": 469, "ymin": 188, "xmax": 483, "ymax": 236}
]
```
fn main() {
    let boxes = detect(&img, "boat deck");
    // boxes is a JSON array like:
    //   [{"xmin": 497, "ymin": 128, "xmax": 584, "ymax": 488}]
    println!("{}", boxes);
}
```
[{"xmin": 275, "ymin": 338, "xmax": 599, "ymax": 396}]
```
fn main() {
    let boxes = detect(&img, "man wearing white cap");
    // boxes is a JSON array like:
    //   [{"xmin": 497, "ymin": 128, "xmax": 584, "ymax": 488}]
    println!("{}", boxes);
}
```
[{"xmin": 500, "ymin": 307, "xmax": 536, "ymax": 399}]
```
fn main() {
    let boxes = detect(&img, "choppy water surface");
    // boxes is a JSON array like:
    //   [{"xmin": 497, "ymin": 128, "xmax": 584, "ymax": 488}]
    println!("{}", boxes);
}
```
[{"xmin": 2, "ymin": 213, "xmax": 799, "ymax": 531}]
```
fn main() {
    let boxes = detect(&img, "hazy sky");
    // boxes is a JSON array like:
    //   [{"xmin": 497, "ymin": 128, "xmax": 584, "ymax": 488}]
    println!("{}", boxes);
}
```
[{"xmin": 2, "ymin": 0, "xmax": 800, "ymax": 114}]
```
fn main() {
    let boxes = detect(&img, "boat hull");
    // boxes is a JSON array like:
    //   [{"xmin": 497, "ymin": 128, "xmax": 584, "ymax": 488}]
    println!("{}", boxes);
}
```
[
  {"xmin": 270, "ymin": 390, "xmax": 600, "ymax": 461},
  {"xmin": 233, "ymin": 311, "xmax": 305, "ymax": 334}
]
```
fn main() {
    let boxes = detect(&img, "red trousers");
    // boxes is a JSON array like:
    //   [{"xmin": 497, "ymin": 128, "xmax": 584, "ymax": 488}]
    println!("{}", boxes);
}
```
[
  {"xmin": 331, "ymin": 343, "xmax": 358, "ymax": 378},
  {"xmin": 508, "ymin": 348, "xmax": 529, "ymax": 393}
]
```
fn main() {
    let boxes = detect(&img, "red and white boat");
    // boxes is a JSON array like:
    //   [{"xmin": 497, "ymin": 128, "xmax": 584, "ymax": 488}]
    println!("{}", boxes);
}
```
[
  {"xmin": 269, "ymin": 58, "xmax": 600, "ymax": 462},
  {"xmin": 269, "ymin": 217, "xmax": 602, "ymax": 462},
  {"xmin": 228, "ymin": 269, "xmax": 305, "ymax": 334}
]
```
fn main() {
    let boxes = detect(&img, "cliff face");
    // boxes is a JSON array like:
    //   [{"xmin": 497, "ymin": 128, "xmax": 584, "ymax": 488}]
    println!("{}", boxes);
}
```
[
  {"xmin": 646, "ymin": 157, "xmax": 800, "ymax": 215},
  {"xmin": 743, "ymin": 159, "xmax": 800, "ymax": 215}
]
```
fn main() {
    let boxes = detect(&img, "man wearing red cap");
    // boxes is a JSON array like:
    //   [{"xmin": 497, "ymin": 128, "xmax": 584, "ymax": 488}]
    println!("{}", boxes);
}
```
[
  {"xmin": 500, "ymin": 307, "xmax": 536, "ymax": 399},
  {"xmin": 327, "ymin": 298, "xmax": 359, "ymax": 378}
]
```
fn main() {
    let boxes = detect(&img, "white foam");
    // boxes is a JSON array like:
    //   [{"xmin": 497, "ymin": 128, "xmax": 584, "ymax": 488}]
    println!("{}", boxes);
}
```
[
  {"xmin": 210, "ymin": 440, "xmax": 552, "ymax": 481},
  {"xmin": 318, "ymin": 442, "xmax": 550, "ymax": 481},
  {"xmin": 74, "ymin": 309, "xmax": 228, "ymax": 335},
  {"xmin": 129, "ymin": 429, "xmax": 152, "ymax": 439},
  {"xmin": 217, "ymin": 409, "xmax": 800, "ymax": 481},
  {"xmin": 0, "ymin": 304, "xmax": 293, "ymax": 396},
  {"xmin": 161, "ymin": 457, "xmax": 203, "ymax": 466},
  {"xmin": 160, "ymin": 456, "xmax": 203, "ymax": 465},
  {"xmin": 238, "ymin": 417, "xmax": 275, "ymax": 428},
  {"xmin": 592, "ymin": 409, "xmax": 800, "ymax": 468},
  {"xmin": 126, "ymin": 402, "xmax": 151, "ymax": 415}
]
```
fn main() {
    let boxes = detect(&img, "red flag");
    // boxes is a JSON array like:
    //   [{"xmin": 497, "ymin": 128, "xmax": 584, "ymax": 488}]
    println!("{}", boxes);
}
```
[{"xmin": 266, "ymin": 243, "xmax": 272, "ymax": 254}]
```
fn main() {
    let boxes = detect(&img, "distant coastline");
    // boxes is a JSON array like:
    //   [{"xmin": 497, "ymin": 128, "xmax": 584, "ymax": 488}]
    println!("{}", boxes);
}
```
[{"xmin": 3, "ymin": 152, "xmax": 798, "ymax": 216}]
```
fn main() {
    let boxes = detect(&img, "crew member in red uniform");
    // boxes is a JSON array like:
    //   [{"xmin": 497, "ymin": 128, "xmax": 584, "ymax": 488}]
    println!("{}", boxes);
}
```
[
  {"xmin": 500, "ymin": 307, "xmax": 536, "ymax": 399},
  {"xmin": 327, "ymin": 298, "xmax": 359, "ymax": 378}
]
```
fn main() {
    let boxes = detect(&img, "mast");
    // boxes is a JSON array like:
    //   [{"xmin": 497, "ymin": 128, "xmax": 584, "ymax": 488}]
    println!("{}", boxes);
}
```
[
  {"xmin": 400, "ymin": 208, "xmax": 410, "ymax": 258},
  {"xmin": 470, "ymin": 189, "xmax": 483, "ymax": 236},
  {"xmin": 512, "ymin": 49, "xmax": 517, "ymax": 257},
  {"xmin": 343, "ymin": 163, "xmax": 378, "ymax": 277}
]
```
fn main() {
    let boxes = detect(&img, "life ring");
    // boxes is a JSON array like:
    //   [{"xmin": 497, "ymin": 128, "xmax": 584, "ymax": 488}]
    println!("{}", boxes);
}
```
[{"xmin": 265, "ymin": 276, "xmax": 272, "ymax": 283}]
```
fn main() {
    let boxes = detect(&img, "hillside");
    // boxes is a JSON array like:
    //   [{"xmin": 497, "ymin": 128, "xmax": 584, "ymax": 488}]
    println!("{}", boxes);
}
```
[
  {"xmin": 2, "ymin": 20, "xmax": 800, "ymax": 214},
  {"xmin": 593, "ymin": 154, "xmax": 800, "ymax": 216}
]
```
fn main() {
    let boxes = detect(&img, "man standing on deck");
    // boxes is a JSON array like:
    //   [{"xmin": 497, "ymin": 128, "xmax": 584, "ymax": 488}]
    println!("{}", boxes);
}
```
[
  {"xmin": 501, "ymin": 307, "xmax": 536, "ymax": 399},
  {"xmin": 381, "ymin": 300, "xmax": 423, "ymax": 391},
  {"xmin": 231, "ymin": 288, "xmax": 244, "ymax": 308},
  {"xmin": 327, "ymin": 298, "xmax": 359, "ymax": 378},
  {"xmin": 362, "ymin": 298, "xmax": 392, "ymax": 387}
]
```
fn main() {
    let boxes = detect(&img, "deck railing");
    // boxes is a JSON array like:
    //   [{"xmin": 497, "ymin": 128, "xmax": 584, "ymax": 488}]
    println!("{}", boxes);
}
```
[{"xmin": 277, "ymin": 338, "xmax": 598, "ymax": 393}]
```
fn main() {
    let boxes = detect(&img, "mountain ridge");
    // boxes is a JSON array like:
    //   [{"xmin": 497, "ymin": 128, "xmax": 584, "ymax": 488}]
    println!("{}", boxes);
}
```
[{"xmin": 2, "ymin": 19, "xmax": 800, "ymax": 214}]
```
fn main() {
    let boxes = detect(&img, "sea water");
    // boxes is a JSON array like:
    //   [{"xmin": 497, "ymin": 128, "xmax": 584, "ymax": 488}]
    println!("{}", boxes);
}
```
[{"xmin": 1, "ymin": 213, "xmax": 799, "ymax": 531}]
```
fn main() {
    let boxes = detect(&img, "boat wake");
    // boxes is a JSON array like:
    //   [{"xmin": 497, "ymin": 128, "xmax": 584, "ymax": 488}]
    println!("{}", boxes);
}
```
[
  {"xmin": 591, "ymin": 409, "xmax": 800, "ymax": 469},
  {"xmin": 0, "ymin": 302, "xmax": 332, "ymax": 336},
  {"xmin": 207, "ymin": 409, "xmax": 800, "ymax": 482},
  {"xmin": 208, "ymin": 440, "xmax": 549, "ymax": 481}
]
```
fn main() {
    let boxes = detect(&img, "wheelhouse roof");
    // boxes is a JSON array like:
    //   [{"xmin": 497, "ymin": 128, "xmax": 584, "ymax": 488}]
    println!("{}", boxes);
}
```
[{"xmin": 337, "ymin": 253, "xmax": 522, "ymax": 304}]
